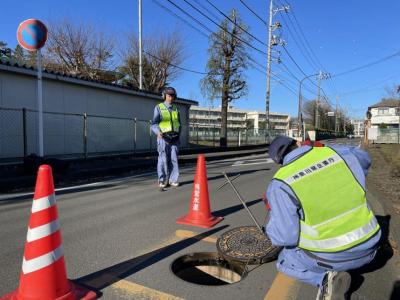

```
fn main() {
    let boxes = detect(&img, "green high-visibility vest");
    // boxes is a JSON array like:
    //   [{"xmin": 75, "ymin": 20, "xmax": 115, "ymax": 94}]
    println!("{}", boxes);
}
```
[
  {"xmin": 274, "ymin": 147, "xmax": 380, "ymax": 252},
  {"xmin": 158, "ymin": 103, "xmax": 180, "ymax": 133}
]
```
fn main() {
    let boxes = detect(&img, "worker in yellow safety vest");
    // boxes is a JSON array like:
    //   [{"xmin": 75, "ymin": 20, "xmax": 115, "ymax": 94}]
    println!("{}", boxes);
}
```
[
  {"xmin": 265, "ymin": 136, "xmax": 381, "ymax": 300},
  {"xmin": 151, "ymin": 87, "xmax": 181, "ymax": 190}
]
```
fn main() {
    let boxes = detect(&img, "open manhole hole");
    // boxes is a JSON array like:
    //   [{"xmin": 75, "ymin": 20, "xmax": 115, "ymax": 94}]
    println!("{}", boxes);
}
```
[{"xmin": 171, "ymin": 252, "xmax": 247, "ymax": 286}]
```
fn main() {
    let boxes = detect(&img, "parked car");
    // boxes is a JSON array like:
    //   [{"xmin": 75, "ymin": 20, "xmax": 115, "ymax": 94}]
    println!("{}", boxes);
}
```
[{"xmin": 347, "ymin": 134, "xmax": 355, "ymax": 139}]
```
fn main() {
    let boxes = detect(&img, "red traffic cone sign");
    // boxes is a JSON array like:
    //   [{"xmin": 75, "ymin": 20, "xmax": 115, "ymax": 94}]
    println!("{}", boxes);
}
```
[
  {"xmin": 176, "ymin": 155, "xmax": 223, "ymax": 228},
  {"xmin": 1, "ymin": 165, "xmax": 96, "ymax": 300}
]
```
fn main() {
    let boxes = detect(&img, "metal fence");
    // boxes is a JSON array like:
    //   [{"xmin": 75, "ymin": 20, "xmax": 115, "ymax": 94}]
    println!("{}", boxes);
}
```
[
  {"xmin": 376, "ymin": 128, "xmax": 400, "ymax": 144},
  {"xmin": 0, "ymin": 107, "xmax": 273, "ymax": 161},
  {"xmin": 188, "ymin": 124, "xmax": 280, "ymax": 147}
]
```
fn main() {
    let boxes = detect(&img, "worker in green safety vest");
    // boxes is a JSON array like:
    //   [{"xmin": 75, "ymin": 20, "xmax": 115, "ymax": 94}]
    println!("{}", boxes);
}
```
[
  {"xmin": 151, "ymin": 87, "xmax": 181, "ymax": 190},
  {"xmin": 265, "ymin": 136, "xmax": 381, "ymax": 300}
]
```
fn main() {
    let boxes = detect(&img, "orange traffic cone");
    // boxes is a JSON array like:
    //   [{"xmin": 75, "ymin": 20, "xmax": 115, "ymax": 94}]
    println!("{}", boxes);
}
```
[
  {"xmin": 176, "ymin": 155, "xmax": 223, "ymax": 228},
  {"xmin": 1, "ymin": 165, "xmax": 96, "ymax": 300}
]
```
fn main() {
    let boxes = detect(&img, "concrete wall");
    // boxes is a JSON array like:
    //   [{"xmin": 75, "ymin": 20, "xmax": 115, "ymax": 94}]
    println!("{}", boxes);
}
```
[{"xmin": 0, "ymin": 64, "xmax": 196, "ymax": 158}]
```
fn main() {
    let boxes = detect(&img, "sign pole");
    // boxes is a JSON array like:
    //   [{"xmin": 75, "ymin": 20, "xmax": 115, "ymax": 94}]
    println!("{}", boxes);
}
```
[
  {"xmin": 37, "ymin": 49, "xmax": 44, "ymax": 156},
  {"xmin": 17, "ymin": 18, "xmax": 48, "ymax": 156}
]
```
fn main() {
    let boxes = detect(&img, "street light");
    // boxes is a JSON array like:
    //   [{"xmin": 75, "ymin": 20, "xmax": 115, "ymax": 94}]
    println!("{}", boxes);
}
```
[
  {"xmin": 298, "ymin": 73, "xmax": 318, "ymax": 140},
  {"xmin": 298, "ymin": 71, "xmax": 330, "ymax": 140}
]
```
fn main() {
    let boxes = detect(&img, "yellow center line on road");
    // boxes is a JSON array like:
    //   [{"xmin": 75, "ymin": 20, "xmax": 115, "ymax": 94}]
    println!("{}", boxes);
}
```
[
  {"xmin": 264, "ymin": 272, "xmax": 300, "ymax": 300},
  {"xmin": 175, "ymin": 229, "xmax": 218, "ymax": 244},
  {"xmin": 107, "ymin": 229, "xmax": 216, "ymax": 299},
  {"xmin": 112, "ymin": 280, "xmax": 186, "ymax": 300}
]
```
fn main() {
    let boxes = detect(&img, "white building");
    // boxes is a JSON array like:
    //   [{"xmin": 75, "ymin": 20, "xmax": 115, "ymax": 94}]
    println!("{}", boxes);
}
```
[
  {"xmin": 189, "ymin": 106, "xmax": 290, "ymax": 135},
  {"xmin": 351, "ymin": 120, "xmax": 365, "ymax": 137},
  {"xmin": 246, "ymin": 111, "xmax": 290, "ymax": 134},
  {"xmin": 368, "ymin": 99, "xmax": 400, "ymax": 129}
]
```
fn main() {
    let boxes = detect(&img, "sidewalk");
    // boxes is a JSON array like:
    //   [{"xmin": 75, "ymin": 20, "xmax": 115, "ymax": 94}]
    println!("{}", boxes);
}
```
[{"xmin": 0, "ymin": 145, "xmax": 267, "ymax": 193}]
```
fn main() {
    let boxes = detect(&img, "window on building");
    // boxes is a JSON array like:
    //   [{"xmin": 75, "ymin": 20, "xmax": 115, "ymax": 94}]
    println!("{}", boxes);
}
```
[{"xmin": 378, "ymin": 108, "xmax": 389, "ymax": 115}]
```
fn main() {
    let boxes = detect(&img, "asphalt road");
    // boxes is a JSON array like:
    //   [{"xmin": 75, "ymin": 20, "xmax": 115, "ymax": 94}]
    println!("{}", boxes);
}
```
[{"xmin": 1, "ymin": 139, "xmax": 399, "ymax": 300}]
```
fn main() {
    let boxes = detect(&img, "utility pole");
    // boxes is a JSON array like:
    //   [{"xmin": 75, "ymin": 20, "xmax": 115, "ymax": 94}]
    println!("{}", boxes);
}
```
[
  {"xmin": 335, "ymin": 96, "xmax": 339, "ymax": 133},
  {"xmin": 265, "ymin": 1, "xmax": 287, "ymax": 132},
  {"xmin": 138, "ymin": 0, "xmax": 143, "ymax": 90},
  {"xmin": 315, "ymin": 70, "xmax": 322, "ymax": 128},
  {"xmin": 265, "ymin": 0, "xmax": 274, "ymax": 131},
  {"xmin": 314, "ymin": 71, "xmax": 330, "ymax": 128},
  {"xmin": 298, "ymin": 73, "xmax": 318, "ymax": 139}
]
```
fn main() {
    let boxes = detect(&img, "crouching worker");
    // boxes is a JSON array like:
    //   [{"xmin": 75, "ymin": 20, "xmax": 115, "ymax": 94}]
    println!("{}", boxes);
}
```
[{"xmin": 265, "ymin": 136, "xmax": 381, "ymax": 300}]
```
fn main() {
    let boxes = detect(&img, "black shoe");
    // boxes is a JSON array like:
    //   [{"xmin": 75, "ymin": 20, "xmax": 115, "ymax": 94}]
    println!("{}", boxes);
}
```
[{"xmin": 316, "ymin": 271, "xmax": 351, "ymax": 300}]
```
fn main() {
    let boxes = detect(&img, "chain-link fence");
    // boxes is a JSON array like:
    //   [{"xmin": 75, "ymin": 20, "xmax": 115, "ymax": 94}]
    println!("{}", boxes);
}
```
[{"xmin": 0, "ymin": 107, "xmax": 274, "ymax": 161}]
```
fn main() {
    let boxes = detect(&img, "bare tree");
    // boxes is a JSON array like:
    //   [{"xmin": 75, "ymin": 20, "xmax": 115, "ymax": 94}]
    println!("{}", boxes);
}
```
[
  {"xmin": 200, "ymin": 9, "xmax": 250, "ymax": 147},
  {"xmin": 119, "ymin": 31, "xmax": 185, "ymax": 92},
  {"xmin": 303, "ymin": 99, "xmax": 342, "ymax": 131},
  {"xmin": 44, "ymin": 19, "xmax": 114, "ymax": 81}
]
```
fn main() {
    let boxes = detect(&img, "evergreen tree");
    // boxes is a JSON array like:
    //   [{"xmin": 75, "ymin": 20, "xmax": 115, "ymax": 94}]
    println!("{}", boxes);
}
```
[
  {"xmin": 26, "ymin": 50, "xmax": 37, "ymax": 67},
  {"xmin": 13, "ymin": 45, "xmax": 26, "ymax": 65}
]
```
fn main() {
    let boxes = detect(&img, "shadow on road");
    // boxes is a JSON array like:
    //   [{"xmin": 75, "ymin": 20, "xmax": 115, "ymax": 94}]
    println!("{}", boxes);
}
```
[
  {"xmin": 0, "ymin": 183, "xmax": 118, "ymax": 205},
  {"xmin": 74, "ymin": 224, "xmax": 229, "ymax": 294},
  {"xmin": 178, "ymin": 169, "xmax": 270, "ymax": 187},
  {"xmin": 348, "ymin": 215, "xmax": 394, "ymax": 297},
  {"xmin": 390, "ymin": 280, "xmax": 400, "ymax": 300},
  {"xmin": 213, "ymin": 198, "xmax": 262, "ymax": 218}
]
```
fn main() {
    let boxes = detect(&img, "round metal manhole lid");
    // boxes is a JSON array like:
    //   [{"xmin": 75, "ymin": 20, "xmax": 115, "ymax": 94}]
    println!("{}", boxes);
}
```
[{"xmin": 216, "ymin": 226, "xmax": 282, "ymax": 265}]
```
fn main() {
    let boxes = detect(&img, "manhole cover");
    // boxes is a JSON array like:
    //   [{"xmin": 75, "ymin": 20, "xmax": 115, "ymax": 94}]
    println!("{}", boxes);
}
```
[
  {"xmin": 216, "ymin": 226, "xmax": 282, "ymax": 264},
  {"xmin": 171, "ymin": 252, "xmax": 246, "ymax": 286}
]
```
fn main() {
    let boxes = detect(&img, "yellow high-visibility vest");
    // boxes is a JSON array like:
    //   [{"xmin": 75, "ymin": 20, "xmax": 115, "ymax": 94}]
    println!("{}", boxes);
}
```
[
  {"xmin": 158, "ymin": 103, "xmax": 180, "ymax": 133},
  {"xmin": 274, "ymin": 147, "xmax": 380, "ymax": 252}
]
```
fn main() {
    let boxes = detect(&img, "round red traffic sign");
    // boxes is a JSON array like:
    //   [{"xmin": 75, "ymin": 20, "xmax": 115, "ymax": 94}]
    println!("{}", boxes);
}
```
[{"xmin": 17, "ymin": 19, "xmax": 48, "ymax": 51}]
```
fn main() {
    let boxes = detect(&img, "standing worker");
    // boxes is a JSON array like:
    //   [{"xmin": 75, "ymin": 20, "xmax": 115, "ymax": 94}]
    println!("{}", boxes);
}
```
[
  {"xmin": 151, "ymin": 87, "xmax": 181, "ymax": 190},
  {"xmin": 265, "ymin": 136, "xmax": 381, "ymax": 300}
]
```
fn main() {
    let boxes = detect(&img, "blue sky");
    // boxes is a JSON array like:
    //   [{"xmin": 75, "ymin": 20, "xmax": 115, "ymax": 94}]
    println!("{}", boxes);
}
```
[{"xmin": 2, "ymin": 0, "xmax": 400, "ymax": 118}]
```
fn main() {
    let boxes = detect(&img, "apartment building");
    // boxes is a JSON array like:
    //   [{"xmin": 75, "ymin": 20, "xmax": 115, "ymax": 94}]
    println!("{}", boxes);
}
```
[
  {"xmin": 189, "ymin": 106, "xmax": 290, "ymax": 135},
  {"xmin": 367, "ymin": 99, "xmax": 400, "ymax": 128},
  {"xmin": 351, "ymin": 120, "xmax": 365, "ymax": 137}
]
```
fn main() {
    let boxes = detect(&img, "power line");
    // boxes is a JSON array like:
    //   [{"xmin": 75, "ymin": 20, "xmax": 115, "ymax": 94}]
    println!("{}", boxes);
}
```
[
  {"xmin": 281, "ymin": 45, "xmax": 308, "ymax": 78},
  {"xmin": 154, "ymin": 0, "xmax": 267, "ymax": 77},
  {"xmin": 278, "ymin": 62, "xmax": 300, "ymax": 81},
  {"xmin": 143, "ymin": 50, "xmax": 208, "ymax": 74},
  {"xmin": 205, "ymin": 0, "xmax": 267, "ymax": 47},
  {"xmin": 278, "ymin": 0, "xmax": 341, "ymax": 96},
  {"xmin": 339, "ymin": 73, "xmax": 400, "ymax": 96},
  {"xmin": 276, "ymin": 63, "xmax": 316, "ymax": 93},
  {"xmin": 275, "ymin": 1, "xmax": 319, "ymax": 71},
  {"xmin": 239, "ymin": 0, "xmax": 268, "ymax": 26},
  {"xmin": 269, "ymin": 72, "xmax": 299, "ymax": 97},
  {"xmin": 331, "ymin": 50, "xmax": 400, "ymax": 78},
  {"xmin": 152, "ymin": 0, "xmax": 209, "ymax": 38},
  {"xmin": 162, "ymin": 0, "xmax": 218, "ymax": 38},
  {"xmin": 177, "ymin": 0, "xmax": 267, "ymax": 55},
  {"xmin": 278, "ymin": 0, "xmax": 322, "ymax": 70},
  {"xmin": 192, "ymin": 0, "xmax": 221, "ymax": 23}
]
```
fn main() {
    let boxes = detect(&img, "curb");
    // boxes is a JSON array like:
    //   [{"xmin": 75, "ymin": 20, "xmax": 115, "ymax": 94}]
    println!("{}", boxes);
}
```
[{"xmin": 0, "ymin": 147, "xmax": 267, "ymax": 193}]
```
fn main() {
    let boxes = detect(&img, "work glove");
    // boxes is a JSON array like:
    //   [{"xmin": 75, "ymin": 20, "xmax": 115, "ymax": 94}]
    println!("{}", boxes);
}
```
[{"xmin": 262, "ymin": 194, "xmax": 271, "ymax": 211}]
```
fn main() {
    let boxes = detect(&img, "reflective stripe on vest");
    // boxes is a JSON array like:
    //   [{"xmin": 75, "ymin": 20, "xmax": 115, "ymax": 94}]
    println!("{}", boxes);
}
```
[
  {"xmin": 274, "ymin": 147, "xmax": 380, "ymax": 252},
  {"xmin": 158, "ymin": 103, "xmax": 180, "ymax": 133}
]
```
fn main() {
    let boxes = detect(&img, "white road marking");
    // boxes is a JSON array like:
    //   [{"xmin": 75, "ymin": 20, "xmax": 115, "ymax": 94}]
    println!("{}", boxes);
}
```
[
  {"xmin": 232, "ymin": 160, "xmax": 244, "ymax": 166},
  {"xmin": 0, "ymin": 170, "xmax": 156, "ymax": 200},
  {"xmin": 1, "ymin": 154, "xmax": 269, "ymax": 201},
  {"xmin": 231, "ymin": 158, "xmax": 274, "ymax": 166}
]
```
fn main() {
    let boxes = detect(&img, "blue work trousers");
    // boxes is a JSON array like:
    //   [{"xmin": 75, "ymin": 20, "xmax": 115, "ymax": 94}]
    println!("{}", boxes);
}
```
[
  {"xmin": 277, "ymin": 247, "xmax": 377, "ymax": 287},
  {"xmin": 157, "ymin": 138, "xmax": 179, "ymax": 184}
]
